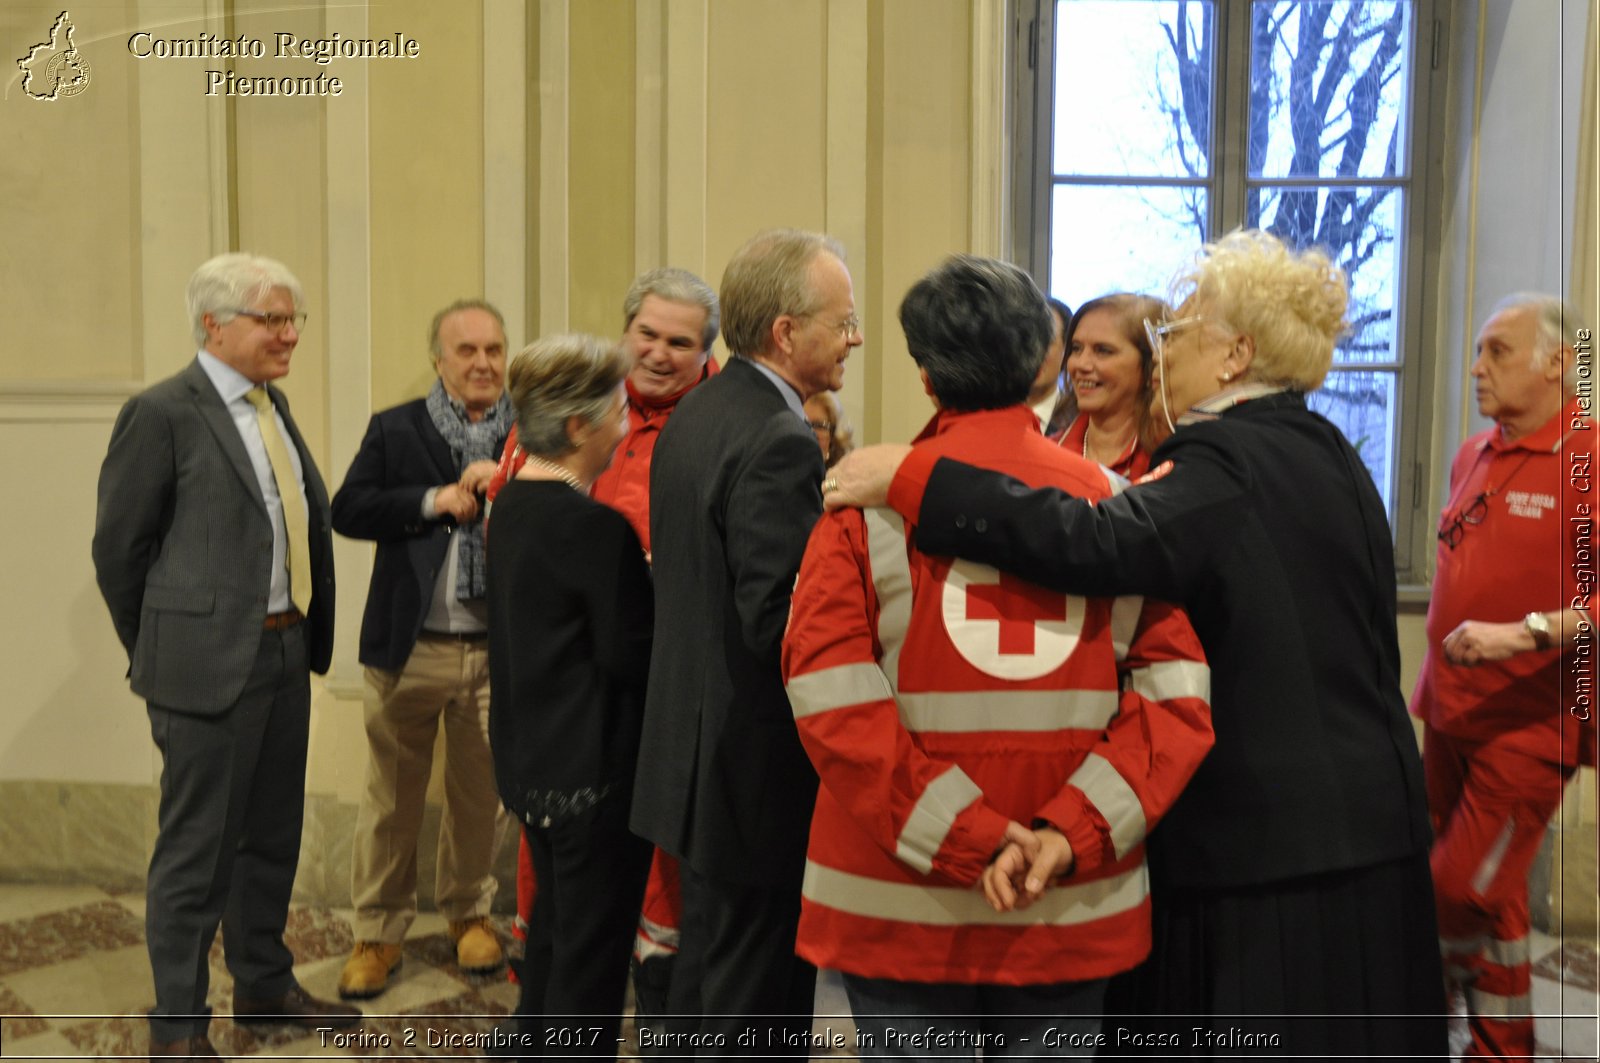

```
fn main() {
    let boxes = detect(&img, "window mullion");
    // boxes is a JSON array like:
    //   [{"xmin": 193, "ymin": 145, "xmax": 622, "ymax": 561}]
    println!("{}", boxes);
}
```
[{"xmin": 1212, "ymin": 0, "xmax": 1250, "ymax": 237}]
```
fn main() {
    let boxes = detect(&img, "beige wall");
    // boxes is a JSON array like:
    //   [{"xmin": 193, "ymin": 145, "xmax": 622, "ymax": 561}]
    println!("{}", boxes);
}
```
[
  {"xmin": 369, "ymin": 0, "xmax": 486, "ymax": 409},
  {"xmin": 1, "ymin": 0, "xmax": 1593, "ymax": 899},
  {"xmin": 0, "ymin": 0, "xmax": 1007, "ymax": 898}
]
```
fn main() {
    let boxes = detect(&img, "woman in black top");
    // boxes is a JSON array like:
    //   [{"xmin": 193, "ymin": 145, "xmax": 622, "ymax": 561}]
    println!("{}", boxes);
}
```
[
  {"xmin": 828, "ymin": 231, "xmax": 1445, "ymax": 1058},
  {"xmin": 487, "ymin": 334, "xmax": 652, "ymax": 1058}
]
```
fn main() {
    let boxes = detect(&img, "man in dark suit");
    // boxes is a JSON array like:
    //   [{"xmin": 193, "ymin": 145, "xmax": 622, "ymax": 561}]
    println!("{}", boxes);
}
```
[
  {"xmin": 331, "ymin": 299, "xmax": 512, "ymax": 999},
  {"xmin": 93, "ymin": 253, "xmax": 357, "ymax": 1061},
  {"xmin": 632, "ymin": 229, "xmax": 861, "ymax": 1052}
]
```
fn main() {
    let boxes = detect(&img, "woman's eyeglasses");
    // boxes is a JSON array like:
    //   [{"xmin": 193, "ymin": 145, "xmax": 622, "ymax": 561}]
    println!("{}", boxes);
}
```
[{"xmin": 1142, "ymin": 315, "xmax": 1205, "ymax": 367}]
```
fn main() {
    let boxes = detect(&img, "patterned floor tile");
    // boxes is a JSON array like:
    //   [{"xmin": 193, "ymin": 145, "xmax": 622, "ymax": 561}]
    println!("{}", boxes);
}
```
[
  {"xmin": 353, "ymin": 988, "xmax": 514, "ymax": 1060},
  {"xmin": 282, "ymin": 905, "xmax": 358, "ymax": 965},
  {"xmin": 55, "ymin": 1013, "xmax": 149, "ymax": 1061},
  {"xmin": 1533, "ymin": 939, "xmax": 1600, "ymax": 993},
  {"xmin": 2, "ymin": 942, "xmax": 152, "ymax": 1018},
  {"xmin": 0, "ymin": 901, "xmax": 144, "ymax": 978},
  {"xmin": 0, "ymin": 886, "xmax": 114, "ymax": 925},
  {"xmin": 0, "ymin": 982, "xmax": 48, "ymax": 1039}
]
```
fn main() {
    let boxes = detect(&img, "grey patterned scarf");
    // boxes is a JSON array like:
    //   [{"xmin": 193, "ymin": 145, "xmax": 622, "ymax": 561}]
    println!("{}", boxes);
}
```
[{"xmin": 425, "ymin": 378, "xmax": 513, "ymax": 599}]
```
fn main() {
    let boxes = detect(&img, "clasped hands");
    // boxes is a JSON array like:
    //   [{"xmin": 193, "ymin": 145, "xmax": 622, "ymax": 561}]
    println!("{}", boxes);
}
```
[
  {"xmin": 981, "ymin": 820, "xmax": 1075, "ymax": 913},
  {"xmin": 433, "ymin": 459, "xmax": 500, "ymax": 522}
]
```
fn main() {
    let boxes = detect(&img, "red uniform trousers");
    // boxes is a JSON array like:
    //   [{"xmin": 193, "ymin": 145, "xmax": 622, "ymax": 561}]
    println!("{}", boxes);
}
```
[{"xmin": 1425, "ymin": 725, "xmax": 1573, "ymax": 1059}]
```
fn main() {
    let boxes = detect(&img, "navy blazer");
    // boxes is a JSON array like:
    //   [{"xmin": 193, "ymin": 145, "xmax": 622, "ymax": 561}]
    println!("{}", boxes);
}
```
[
  {"xmin": 331, "ymin": 397, "xmax": 507, "ymax": 672},
  {"xmin": 631, "ymin": 357, "xmax": 826, "ymax": 887},
  {"xmin": 93, "ymin": 359, "xmax": 335, "ymax": 714}
]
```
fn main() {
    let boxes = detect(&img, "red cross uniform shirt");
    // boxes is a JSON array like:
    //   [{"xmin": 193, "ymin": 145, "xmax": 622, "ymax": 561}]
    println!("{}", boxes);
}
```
[
  {"xmin": 781, "ymin": 405, "xmax": 1212, "ymax": 985},
  {"xmin": 1413, "ymin": 398, "xmax": 1597, "ymax": 767}
]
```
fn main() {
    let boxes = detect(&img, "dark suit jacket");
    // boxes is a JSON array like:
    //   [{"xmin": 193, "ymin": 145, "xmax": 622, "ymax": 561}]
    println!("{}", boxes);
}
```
[
  {"xmin": 331, "ymin": 398, "xmax": 503, "ymax": 671},
  {"xmin": 631, "ymin": 357, "xmax": 826, "ymax": 887},
  {"xmin": 92, "ymin": 358, "xmax": 335, "ymax": 714},
  {"xmin": 909, "ymin": 391, "xmax": 1432, "ymax": 890}
]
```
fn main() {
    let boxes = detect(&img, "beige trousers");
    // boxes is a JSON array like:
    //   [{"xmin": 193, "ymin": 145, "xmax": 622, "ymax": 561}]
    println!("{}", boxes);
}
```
[{"xmin": 349, "ymin": 635, "xmax": 507, "ymax": 942}]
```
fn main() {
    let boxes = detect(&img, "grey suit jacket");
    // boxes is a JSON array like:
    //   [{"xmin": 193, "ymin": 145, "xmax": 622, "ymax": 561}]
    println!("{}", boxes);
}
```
[{"xmin": 93, "ymin": 358, "xmax": 335, "ymax": 714}]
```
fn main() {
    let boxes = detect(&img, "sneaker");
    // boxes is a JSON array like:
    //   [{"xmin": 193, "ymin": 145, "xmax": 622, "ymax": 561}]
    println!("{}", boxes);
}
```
[
  {"xmin": 449, "ymin": 917, "xmax": 505, "ymax": 974},
  {"xmin": 336, "ymin": 941, "xmax": 403, "ymax": 999}
]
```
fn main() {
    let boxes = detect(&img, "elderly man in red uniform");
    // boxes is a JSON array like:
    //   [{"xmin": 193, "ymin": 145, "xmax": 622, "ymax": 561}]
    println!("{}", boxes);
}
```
[
  {"xmin": 1413, "ymin": 293, "xmax": 1597, "ymax": 1059},
  {"xmin": 783, "ymin": 255, "xmax": 1212, "ymax": 1054},
  {"xmin": 485, "ymin": 267, "xmax": 718, "ymax": 1033}
]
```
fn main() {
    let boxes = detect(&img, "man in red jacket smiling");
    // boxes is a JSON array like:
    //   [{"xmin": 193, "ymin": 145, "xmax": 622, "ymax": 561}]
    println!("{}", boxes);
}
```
[{"xmin": 485, "ymin": 268, "xmax": 719, "ymax": 1035}]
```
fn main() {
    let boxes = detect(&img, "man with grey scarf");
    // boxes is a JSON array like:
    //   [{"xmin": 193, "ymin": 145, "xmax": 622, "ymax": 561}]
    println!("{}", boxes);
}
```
[{"xmin": 331, "ymin": 298, "xmax": 515, "ymax": 999}]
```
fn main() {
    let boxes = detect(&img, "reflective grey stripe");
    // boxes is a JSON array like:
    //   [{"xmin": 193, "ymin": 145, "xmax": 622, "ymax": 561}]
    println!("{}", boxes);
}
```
[
  {"xmin": 1471, "ymin": 816, "xmax": 1517, "ymax": 896},
  {"xmin": 898, "ymin": 689, "xmax": 1119, "ymax": 733},
  {"xmin": 636, "ymin": 915, "xmax": 681, "ymax": 947},
  {"xmin": 1440, "ymin": 933, "xmax": 1487, "ymax": 958},
  {"xmin": 803, "ymin": 858, "xmax": 1148, "ymax": 927},
  {"xmin": 787, "ymin": 662, "xmax": 894, "ymax": 720},
  {"xmin": 894, "ymin": 765, "xmax": 984, "ymax": 874},
  {"xmin": 634, "ymin": 936, "xmax": 678, "ymax": 961},
  {"xmin": 1109, "ymin": 596, "xmax": 1142, "ymax": 660},
  {"xmin": 865, "ymin": 508, "xmax": 912, "ymax": 690},
  {"xmin": 1466, "ymin": 986, "xmax": 1532, "ymax": 1019},
  {"xmin": 1128, "ymin": 659, "xmax": 1209, "ymax": 703},
  {"xmin": 1068, "ymin": 752, "xmax": 1146, "ymax": 859},
  {"xmin": 1482, "ymin": 934, "xmax": 1530, "ymax": 969}
]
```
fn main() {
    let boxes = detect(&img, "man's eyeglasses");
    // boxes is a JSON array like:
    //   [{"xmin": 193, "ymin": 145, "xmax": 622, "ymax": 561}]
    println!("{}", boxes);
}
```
[
  {"xmin": 1142, "ymin": 315, "xmax": 1205, "ymax": 366},
  {"xmin": 1437, "ymin": 492, "xmax": 1489, "ymax": 549},
  {"xmin": 802, "ymin": 313, "xmax": 862, "ymax": 341},
  {"xmin": 232, "ymin": 308, "xmax": 308, "ymax": 333}
]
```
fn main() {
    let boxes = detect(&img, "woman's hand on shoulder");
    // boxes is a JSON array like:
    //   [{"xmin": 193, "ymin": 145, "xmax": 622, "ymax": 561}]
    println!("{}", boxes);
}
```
[{"xmin": 822, "ymin": 444, "xmax": 913, "ymax": 511}]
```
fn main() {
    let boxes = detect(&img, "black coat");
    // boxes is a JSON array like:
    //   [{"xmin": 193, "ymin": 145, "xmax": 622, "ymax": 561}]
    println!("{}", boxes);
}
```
[
  {"xmin": 912, "ymin": 391, "xmax": 1432, "ymax": 889},
  {"xmin": 331, "ymin": 398, "xmax": 507, "ymax": 671},
  {"xmin": 630, "ymin": 357, "xmax": 826, "ymax": 887}
]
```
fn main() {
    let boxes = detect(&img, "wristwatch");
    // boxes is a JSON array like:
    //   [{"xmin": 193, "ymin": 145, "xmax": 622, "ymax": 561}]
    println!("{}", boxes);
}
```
[{"xmin": 1524, "ymin": 611, "xmax": 1554, "ymax": 651}]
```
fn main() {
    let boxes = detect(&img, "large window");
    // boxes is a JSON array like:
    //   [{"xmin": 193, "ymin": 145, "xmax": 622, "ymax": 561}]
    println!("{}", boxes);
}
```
[{"xmin": 1015, "ymin": 0, "xmax": 1444, "ymax": 580}]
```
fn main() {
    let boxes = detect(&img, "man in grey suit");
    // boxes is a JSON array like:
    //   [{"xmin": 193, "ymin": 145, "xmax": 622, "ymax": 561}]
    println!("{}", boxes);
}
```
[
  {"xmin": 632, "ymin": 229, "xmax": 861, "ymax": 1053},
  {"xmin": 93, "ymin": 253, "xmax": 358, "ymax": 1061}
]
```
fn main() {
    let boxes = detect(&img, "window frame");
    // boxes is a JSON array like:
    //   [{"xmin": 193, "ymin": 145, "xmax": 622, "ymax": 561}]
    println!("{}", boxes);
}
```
[{"xmin": 1011, "ymin": 0, "xmax": 1449, "ymax": 584}]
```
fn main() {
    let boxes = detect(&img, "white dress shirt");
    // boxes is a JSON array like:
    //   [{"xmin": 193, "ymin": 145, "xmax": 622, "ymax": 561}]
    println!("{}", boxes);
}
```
[{"xmin": 196, "ymin": 350, "xmax": 307, "ymax": 613}]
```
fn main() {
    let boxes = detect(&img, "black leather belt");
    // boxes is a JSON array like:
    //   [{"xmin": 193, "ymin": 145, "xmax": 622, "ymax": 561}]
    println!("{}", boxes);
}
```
[{"xmin": 420, "ymin": 630, "xmax": 488, "ymax": 642}]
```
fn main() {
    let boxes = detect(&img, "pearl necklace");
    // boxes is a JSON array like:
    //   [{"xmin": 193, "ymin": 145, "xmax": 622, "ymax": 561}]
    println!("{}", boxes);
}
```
[
  {"xmin": 521, "ymin": 453, "xmax": 586, "ymax": 493},
  {"xmin": 1082, "ymin": 426, "xmax": 1136, "ymax": 468}
]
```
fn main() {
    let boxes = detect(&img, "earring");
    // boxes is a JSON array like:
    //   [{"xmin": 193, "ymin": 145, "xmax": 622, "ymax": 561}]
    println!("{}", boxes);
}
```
[{"xmin": 1222, "ymin": 371, "xmax": 1232, "ymax": 382}]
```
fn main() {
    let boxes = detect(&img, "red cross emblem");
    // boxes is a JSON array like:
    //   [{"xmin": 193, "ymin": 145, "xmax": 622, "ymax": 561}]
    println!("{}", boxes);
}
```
[
  {"xmin": 963, "ymin": 573, "xmax": 1068, "ymax": 655},
  {"xmin": 940, "ymin": 559, "xmax": 1081, "ymax": 680}
]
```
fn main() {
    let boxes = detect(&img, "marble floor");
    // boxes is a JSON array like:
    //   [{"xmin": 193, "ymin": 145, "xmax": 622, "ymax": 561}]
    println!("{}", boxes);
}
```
[{"xmin": 0, "ymin": 882, "xmax": 1593, "ymax": 1060}]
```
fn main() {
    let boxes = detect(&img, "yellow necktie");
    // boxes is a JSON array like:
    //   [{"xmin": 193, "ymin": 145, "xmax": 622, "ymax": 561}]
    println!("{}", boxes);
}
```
[{"xmin": 246, "ymin": 387, "xmax": 312, "ymax": 614}]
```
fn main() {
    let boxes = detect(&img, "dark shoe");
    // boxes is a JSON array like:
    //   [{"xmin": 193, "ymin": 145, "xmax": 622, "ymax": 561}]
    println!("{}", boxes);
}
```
[
  {"xmin": 149, "ymin": 1032, "xmax": 220, "ymax": 1061},
  {"xmin": 233, "ymin": 983, "xmax": 361, "ymax": 1029}
]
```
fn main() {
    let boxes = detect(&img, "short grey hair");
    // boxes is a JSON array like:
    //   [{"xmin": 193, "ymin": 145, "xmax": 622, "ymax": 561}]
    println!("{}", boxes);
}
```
[
  {"xmin": 1492, "ymin": 292, "xmax": 1586, "ymax": 357},
  {"xmin": 623, "ymin": 268, "xmax": 720, "ymax": 352},
  {"xmin": 1490, "ymin": 293, "xmax": 1588, "ymax": 395},
  {"xmin": 428, "ymin": 299, "xmax": 506, "ymax": 361},
  {"xmin": 186, "ymin": 253, "xmax": 304, "ymax": 345},
  {"xmin": 719, "ymin": 229, "xmax": 847, "ymax": 358},
  {"xmin": 507, "ymin": 334, "xmax": 631, "ymax": 457}
]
